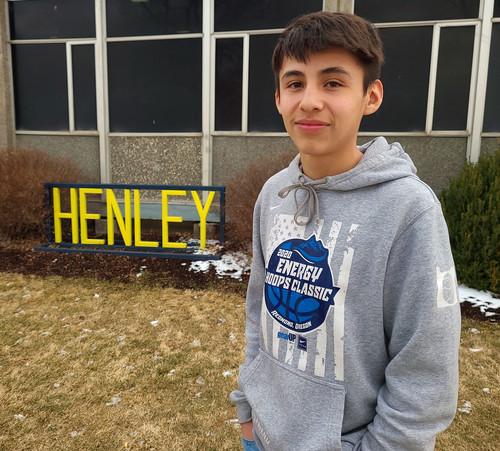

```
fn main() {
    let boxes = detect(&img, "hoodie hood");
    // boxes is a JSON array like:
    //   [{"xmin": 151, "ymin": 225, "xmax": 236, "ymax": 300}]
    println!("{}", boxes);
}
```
[
  {"xmin": 287, "ymin": 137, "xmax": 417, "ymax": 192},
  {"xmin": 280, "ymin": 137, "xmax": 418, "ymax": 225}
]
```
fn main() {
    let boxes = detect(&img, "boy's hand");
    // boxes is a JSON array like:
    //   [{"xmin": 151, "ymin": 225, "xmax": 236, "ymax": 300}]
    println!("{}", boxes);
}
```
[{"xmin": 241, "ymin": 420, "xmax": 254, "ymax": 440}]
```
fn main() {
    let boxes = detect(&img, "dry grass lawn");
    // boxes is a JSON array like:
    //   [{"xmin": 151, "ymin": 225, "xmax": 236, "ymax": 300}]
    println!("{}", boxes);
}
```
[{"xmin": 0, "ymin": 272, "xmax": 498, "ymax": 450}]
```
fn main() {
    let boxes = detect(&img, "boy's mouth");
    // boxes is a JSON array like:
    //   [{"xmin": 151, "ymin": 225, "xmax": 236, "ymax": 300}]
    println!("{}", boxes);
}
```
[{"xmin": 295, "ymin": 120, "xmax": 329, "ymax": 132}]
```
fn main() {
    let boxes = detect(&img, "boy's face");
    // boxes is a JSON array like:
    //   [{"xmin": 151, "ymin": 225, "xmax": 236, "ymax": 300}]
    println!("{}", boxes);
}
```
[{"xmin": 275, "ymin": 48, "xmax": 382, "ymax": 169}]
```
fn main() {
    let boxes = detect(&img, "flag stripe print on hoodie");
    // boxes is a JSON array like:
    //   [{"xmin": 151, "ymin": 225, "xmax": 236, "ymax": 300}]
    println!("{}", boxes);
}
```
[{"xmin": 230, "ymin": 137, "xmax": 461, "ymax": 451}]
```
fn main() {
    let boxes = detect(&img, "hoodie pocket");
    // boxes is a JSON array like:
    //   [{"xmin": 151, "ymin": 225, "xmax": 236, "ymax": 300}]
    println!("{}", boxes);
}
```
[{"xmin": 240, "ymin": 349, "xmax": 345, "ymax": 451}]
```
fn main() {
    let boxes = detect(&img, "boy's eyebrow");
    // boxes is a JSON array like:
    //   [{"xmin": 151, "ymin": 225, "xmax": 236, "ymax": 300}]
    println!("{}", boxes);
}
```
[
  {"xmin": 281, "ymin": 66, "xmax": 351, "ymax": 80},
  {"xmin": 281, "ymin": 70, "xmax": 304, "ymax": 80},
  {"xmin": 320, "ymin": 66, "xmax": 351, "ymax": 77}
]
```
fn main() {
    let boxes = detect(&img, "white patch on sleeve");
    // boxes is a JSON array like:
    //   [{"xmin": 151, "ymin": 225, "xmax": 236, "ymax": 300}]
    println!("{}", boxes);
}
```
[{"xmin": 436, "ymin": 265, "xmax": 459, "ymax": 308}]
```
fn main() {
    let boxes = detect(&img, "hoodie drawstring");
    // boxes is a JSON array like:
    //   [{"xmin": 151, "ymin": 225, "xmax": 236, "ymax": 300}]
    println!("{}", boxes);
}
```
[{"xmin": 278, "ymin": 175, "xmax": 327, "ymax": 226}]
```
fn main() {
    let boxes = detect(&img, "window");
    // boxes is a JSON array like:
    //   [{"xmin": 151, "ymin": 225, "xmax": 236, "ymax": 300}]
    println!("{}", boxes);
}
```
[
  {"xmin": 483, "ymin": 23, "xmax": 500, "ymax": 132},
  {"xmin": 9, "ymin": 0, "xmax": 97, "ymax": 132},
  {"xmin": 248, "ymin": 34, "xmax": 284, "ymax": 132},
  {"xmin": 433, "ymin": 27, "xmax": 475, "ymax": 131},
  {"xmin": 11, "ymin": 43, "xmax": 69, "ymax": 131},
  {"xmin": 9, "ymin": 0, "xmax": 95, "ymax": 39},
  {"xmin": 215, "ymin": 38, "xmax": 243, "ymax": 131},
  {"xmin": 106, "ymin": 0, "xmax": 202, "ymax": 37},
  {"xmin": 360, "ymin": 27, "xmax": 433, "ymax": 132},
  {"xmin": 105, "ymin": 0, "xmax": 203, "ymax": 133},
  {"xmin": 107, "ymin": 39, "xmax": 202, "ymax": 133},
  {"xmin": 354, "ymin": 0, "xmax": 480, "ymax": 23},
  {"xmin": 214, "ymin": 0, "xmax": 322, "ymax": 32},
  {"xmin": 72, "ymin": 45, "xmax": 97, "ymax": 131},
  {"xmin": 355, "ymin": 0, "xmax": 480, "ymax": 134}
]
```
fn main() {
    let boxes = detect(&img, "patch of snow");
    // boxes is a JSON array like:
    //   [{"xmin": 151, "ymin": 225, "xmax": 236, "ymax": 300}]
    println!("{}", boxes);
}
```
[
  {"xmin": 70, "ymin": 429, "xmax": 84, "ymax": 437},
  {"xmin": 457, "ymin": 400, "xmax": 471, "ymax": 414},
  {"xmin": 194, "ymin": 392, "xmax": 202, "ymax": 398},
  {"xmin": 468, "ymin": 348, "xmax": 483, "ymax": 352},
  {"xmin": 150, "ymin": 320, "xmax": 159, "ymax": 327},
  {"xmin": 53, "ymin": 383, "xmax": 60, "ymax": 388},
  {"xmin": 14, "ymin": 414, "xmax": 26, "ymax": 422},
  {"xmin": 189, "ymin": 250, "xmax": 251, "ymax": 280},
  {"xmin": 106, "ymin": 394, "xmax": 121, "ymax": 406},
  {"xmin": 459, "ymin": 285, "xmax": 500, "ymax": 316},
  {"xmin": 469, "ymin": 328, "xmax": 481, "ymax": 334},
  {"xmin": 222, "ymin": 369, "xmax": 236, "ymax": 377},
  {"xmin": 483, "ymin": 388, "xmax": 490, "ymax": 394},
  {"xmin": 229, "ymin": 332, "xmax": 236, "ymax": 341},
  {"xmin": 192, "ymin": 339, "xmax": 201, "ymax": 347},
  {"xmin": 93, "ymin": 294, "xmax": 99, "ymax": 298},
  {"xmin": 167, "ymin": 369, "xmax": 175, "ymax": 376}
]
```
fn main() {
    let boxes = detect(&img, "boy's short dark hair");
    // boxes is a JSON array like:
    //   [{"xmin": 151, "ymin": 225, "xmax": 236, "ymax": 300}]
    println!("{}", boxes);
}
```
[{"xmin": 272, "ymin": 11, "xmax": 384, "ymax": 94}]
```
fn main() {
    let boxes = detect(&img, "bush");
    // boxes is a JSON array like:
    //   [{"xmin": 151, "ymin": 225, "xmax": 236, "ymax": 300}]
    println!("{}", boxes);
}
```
[
  {"xmin": 226, "ymin": 149, "xmax": 297, "ymax": 245},
  {"xmin": 440, "ymin": 148, "xmax": 499, "ymax": 293},
  {"xmin": 0, "ymin": 148, "xmax": 85, "ymax": 241}
]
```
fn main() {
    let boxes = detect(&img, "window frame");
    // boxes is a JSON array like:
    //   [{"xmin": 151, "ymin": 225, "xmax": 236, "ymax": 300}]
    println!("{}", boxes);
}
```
[
  {"xmin": 6, "ymin": 0, "xmax": 497, "ymax": 186},
  {"xmin": 211, "ymin": 29, "xmax": 287, "ymax": 136},
  {"xmin": 357, "ymin": 19, "xmax": 481, "ymax": 138},
  {"xmin": 354, "ymin": 0, "xmax": 499, "ymax": 162},
  {"xmin": 8, "ymin": 36, "xmax": 99, "ymax": 136}
]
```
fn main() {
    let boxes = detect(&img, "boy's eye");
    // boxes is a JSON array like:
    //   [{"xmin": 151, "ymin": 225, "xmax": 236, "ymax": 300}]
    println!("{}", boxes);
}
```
[
  {"xmin": 325, "ymin": 81, "xmax": 341, "ymax": 88},
  {"xmin": 287, "ymin": 81, "xmax": 303, "ymax": 89}
]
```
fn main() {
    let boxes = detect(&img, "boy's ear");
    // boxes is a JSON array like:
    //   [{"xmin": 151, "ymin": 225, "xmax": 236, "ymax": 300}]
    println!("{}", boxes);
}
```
[
  {"xmin": 275, "ymin": 90, "xmax": 282, "ymax": 115},
  {"xmin": 363, "ymin": 80, "xmax": 383, "ymax": 116}
]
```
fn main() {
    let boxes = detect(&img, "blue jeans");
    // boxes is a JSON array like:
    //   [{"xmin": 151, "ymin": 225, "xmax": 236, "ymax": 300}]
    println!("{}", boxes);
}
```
[{"xmin": 242, "ymin": 435, "xmax": 260, "ymax": 451}]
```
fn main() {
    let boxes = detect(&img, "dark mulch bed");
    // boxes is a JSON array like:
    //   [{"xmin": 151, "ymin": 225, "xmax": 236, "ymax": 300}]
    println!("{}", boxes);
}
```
[
  {"xmin": 0, "ymin": 244, "xmax": 496, "ymax": 322},
  {"xmin": 0, "ymin": 245, "xmax": 248, "ymax": 294}
]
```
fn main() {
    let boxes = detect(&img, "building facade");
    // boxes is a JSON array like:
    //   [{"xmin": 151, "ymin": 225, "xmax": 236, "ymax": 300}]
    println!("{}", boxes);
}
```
[{"xmin": 0, "ymin": 0, "xmax": 499, "ymax": 195}]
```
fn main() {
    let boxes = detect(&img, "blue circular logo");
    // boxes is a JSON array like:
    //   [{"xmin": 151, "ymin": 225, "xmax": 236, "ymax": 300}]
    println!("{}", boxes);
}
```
[{"xmin": 265, "ymin": 236, "xmax": 339, "ymax": 333}]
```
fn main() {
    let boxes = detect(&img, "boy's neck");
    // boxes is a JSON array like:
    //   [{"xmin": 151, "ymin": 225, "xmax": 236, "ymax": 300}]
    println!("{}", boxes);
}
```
[{"xmin": 300, "ymin": 145, "xmax": 363, "ymax": 179}]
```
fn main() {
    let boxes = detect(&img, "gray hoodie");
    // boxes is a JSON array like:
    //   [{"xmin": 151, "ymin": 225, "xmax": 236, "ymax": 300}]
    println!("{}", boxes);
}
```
[{"xmin": 230, "ymin": 137, "xmax": 460, "ymax": 450}]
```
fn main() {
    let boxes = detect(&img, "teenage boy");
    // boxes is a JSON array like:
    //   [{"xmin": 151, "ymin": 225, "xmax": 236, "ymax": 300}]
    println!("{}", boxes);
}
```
[{"xmin": 230, "ymin": 11, "xmax": 460, "ymax": 451}]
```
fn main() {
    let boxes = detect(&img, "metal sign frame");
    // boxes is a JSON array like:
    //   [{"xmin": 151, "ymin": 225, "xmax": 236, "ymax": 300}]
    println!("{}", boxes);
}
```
[{"xmin": 35, "ymin": 182, "xmax": 225, "ymax": 260}]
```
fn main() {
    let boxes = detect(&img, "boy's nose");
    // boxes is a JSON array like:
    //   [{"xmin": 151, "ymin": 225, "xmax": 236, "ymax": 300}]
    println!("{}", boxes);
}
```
[{"xmin": 300, "ymin": 85, "xmax": 323, "ymax": 111}]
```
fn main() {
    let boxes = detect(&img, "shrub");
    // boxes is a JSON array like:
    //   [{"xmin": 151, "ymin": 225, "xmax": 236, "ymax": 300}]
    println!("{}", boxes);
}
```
[
  {"xmin": 0, "ymin": 148, "xmax": 85, "ymax": 241},
  {"xmin": 440, "ymin": 148, "xmax": 499, "ymax": 293},
  {"xmin": 226, "ymin": 149, "xmax": 297, "ymax": 245}
]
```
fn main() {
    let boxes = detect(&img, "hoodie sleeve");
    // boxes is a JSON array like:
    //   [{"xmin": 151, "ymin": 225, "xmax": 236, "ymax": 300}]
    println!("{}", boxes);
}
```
[
  {"xmin": 229, "ymin": 194, "xmax": 265, "ymax": 424},
  {"xmin": 357, "ymin": 204, "xmax": 461, "ymax": 450}
]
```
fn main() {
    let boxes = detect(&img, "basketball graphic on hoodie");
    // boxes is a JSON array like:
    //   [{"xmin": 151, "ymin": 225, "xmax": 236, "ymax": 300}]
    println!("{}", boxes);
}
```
[{"xmin": 264, "ymin": 235, "xmax": 340, "ymax": 333}]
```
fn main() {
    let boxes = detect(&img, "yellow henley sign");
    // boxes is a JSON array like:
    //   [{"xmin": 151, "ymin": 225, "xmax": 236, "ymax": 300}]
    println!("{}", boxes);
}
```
[{"xmin": 37, "ymin": 183, "xmax": 225, "ymax": 260}]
